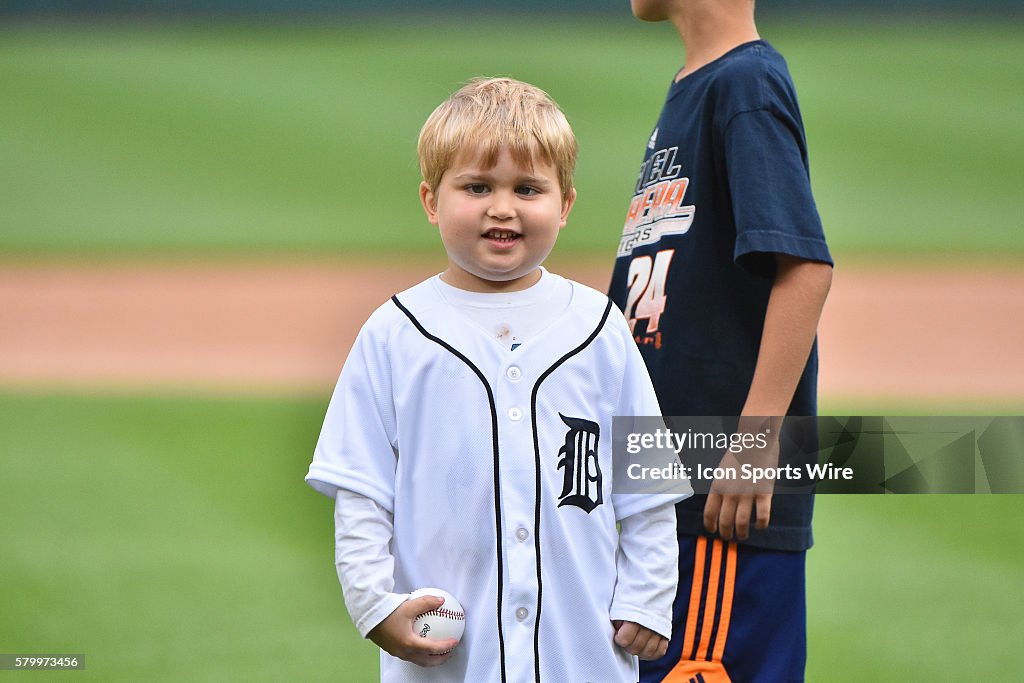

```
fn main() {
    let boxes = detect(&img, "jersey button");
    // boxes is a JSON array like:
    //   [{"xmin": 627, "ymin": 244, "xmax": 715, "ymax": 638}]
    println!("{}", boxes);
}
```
[
  {"xmin": 515, "ymin": 527, "xmax": 529, "ymax": 542},
  {"xmin": 506, "ymin": 366, "xmax": 522, "ymax": 381},
  {"xmin": 508, "ymin": 407, "xmax": 523, "ymax": 421},
  {"xmin": 515, "ymin": 607, "xmax": 529, "ymax": 621}
]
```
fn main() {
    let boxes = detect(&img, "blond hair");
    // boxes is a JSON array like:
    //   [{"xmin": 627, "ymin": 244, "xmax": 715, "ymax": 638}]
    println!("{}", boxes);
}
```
[{"xmin": 417, "ymin": 77, "xmax": 577, "ymax": 200}]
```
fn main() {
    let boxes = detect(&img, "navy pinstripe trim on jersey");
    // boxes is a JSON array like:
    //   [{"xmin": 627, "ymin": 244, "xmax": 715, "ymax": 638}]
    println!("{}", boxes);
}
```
[
  {"xmin": 529, "ymin": 297, "xmax": 615, "ymax": 682},
  {"xmin": 391, "ymin": 295, "xmax": 507, "ymax": 683}
]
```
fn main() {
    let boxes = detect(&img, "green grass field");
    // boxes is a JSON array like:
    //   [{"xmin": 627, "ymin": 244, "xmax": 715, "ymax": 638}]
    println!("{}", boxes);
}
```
[
  {"xmin": 0, "ymin": 393, "xmax": 374, "ymax": 681},
  {"xmin": 1, "ymin": 18, "xmax": 1022, "ymax": 259},
  {"xmin": 1, "ymin": 393, "xmax": 1022, "ymax": 681}
]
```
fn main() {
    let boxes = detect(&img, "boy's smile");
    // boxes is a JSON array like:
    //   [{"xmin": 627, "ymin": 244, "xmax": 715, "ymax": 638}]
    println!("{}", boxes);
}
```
[
  {"xmin": 482, "ymin": 229, "xmax": 521, "ymax": 248},
  {"xmin": 420, "ymin": 147, "xmax": 576, "ymax": 293}
]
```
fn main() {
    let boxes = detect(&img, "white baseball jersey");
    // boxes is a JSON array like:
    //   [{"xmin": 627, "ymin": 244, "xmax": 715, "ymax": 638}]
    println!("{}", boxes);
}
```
[{"xmin": 307, "ymin": 274, "xmax": 688, "ymax": 683}]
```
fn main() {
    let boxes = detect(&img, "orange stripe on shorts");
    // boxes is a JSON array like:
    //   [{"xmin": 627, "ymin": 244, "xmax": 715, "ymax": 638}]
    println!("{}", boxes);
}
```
[
  {"xmin": 711, "ymin": 542, "xmax": 738, "ymax": 662},
  {"xmin": 694, "ymin": 540, "xmax": 724, "ymax": 661}
]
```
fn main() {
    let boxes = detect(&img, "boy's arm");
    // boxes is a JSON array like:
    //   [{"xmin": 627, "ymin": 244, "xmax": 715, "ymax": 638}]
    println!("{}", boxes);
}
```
[
  {"xmin": 704, "ymin": 254, "xmax": 833, "ymax": 540},
  {"xmin": 335, "ymin": 490, "xmax": 458, "ymax": 665},
  {"xmin": 608, "ymin": 311, "xmax": 689, "ymax": 657},
  {"xmin": 610, "ymin": 503, "xmax": 678, "ymax": 659},
  {"xmin": 334, "ymin": 488, "xmax": 405, "ymax": 636}
]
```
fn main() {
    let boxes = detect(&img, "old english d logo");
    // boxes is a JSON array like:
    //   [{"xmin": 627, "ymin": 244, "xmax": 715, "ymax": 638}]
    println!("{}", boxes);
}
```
[{"xmin": 556, "ymin": 413, "xmax": 603, "ymax": 513}]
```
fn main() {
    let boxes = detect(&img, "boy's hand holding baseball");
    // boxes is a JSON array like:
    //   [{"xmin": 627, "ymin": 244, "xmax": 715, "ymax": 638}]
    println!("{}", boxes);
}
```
[
  {"xmin": 368, "ymin": 595, "xmax": 459, "ymax": 667},
  {"xmin": 612, "ymin": 620, "xmax": 669, "ymax": 660}
]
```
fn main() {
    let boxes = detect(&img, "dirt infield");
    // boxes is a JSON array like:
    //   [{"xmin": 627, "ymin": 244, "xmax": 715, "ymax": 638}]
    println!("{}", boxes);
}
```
[{"xmin": 1, "ymin": 260, "xmax": 1022, "ymax": 404}]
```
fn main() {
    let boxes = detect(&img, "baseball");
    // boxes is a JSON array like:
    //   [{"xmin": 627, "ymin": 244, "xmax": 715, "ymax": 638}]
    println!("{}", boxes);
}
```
[{"xmin": 409, "ymin": 587, "xmax": 466, "ymax": 645}]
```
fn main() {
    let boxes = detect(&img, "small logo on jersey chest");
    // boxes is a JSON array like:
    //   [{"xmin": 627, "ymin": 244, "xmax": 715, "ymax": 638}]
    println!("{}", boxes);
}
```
[
  {"xmin": 556, "ymin": 413, "xmax": 603, "ymax": 513},
  {"xmin": 648, "ymin": 127, "xmax": 659, "ymax": 150}
]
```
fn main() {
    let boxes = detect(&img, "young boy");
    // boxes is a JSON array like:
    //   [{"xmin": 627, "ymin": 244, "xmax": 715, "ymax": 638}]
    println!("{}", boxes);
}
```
[
  {"xmin": 307, "ymin": 77, "xmax": 691, "ymax": 683},
  {"xmin": 608, "ymin": 2, "xmax": 834, "ymax": 682}
]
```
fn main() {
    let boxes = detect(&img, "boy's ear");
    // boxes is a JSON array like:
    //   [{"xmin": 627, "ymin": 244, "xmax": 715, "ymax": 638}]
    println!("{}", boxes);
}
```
[
  {"xmin": 419, "ymin": 181, "xmax": 439, "ymax": 225},
  {"xmin": 559, "ymin": 187, "xmax": 577, "ymax": 227}
]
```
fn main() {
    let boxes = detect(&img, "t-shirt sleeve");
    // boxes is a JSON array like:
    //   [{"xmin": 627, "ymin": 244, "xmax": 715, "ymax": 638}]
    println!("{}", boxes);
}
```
[
  {"xmin": 609, "ymin": 503, "xmax": 679, "ymax": 639},
  {"xmin": 305, "ymin": 314, "xmax": 399, "ymax": 511},
  {"xmin": 334, "ymin": 488, "xmax": 408, "ymax": 637},
  {"xmin": 724, "ymin": 108, "xmax": 833, "ymax": 277}
]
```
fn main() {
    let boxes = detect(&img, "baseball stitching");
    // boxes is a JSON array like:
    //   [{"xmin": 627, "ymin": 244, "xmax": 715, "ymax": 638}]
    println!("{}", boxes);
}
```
[{"xmin": 420, "ymin": 607, "xmax": 465, "ymax": 620}]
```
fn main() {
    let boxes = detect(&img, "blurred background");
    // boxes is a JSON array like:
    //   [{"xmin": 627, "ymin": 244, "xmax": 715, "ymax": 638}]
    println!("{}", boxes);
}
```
[{"xmin": 1, "ymin": 1, "xmax": 1022, "ymax": 681}]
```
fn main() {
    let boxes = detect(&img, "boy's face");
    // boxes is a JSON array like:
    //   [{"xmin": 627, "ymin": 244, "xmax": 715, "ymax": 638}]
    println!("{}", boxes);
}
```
[{"xmin": 420, "ymin": 147, "xmax": 575, "ymax": 292}]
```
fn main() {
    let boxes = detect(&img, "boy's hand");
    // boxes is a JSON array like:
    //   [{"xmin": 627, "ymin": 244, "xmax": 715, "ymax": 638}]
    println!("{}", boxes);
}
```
[
  {"xmin": 612, "ymin": 620, "xmax": 669, "ymax": 660},
  {"xmin": 367, "ymin": 595, "xmax": 459, "ymax": 667},
  {"xmin": 704, "ymin": 417, "xmax": 780, "ymax": 541},
  {"xmin": 703, "ymin": 451, "xmax": 773, "ymax": 541}
]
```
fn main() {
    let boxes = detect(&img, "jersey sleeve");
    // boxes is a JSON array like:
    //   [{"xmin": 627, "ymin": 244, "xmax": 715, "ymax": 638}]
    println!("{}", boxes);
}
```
[
  {"xmin": 724, "ymin": 108, "xmax": 833, "ymax": 278},
  {"xmin": 609, "ymin": 313, "xmax": 693, "ymax": 520},
  {"xmin": 305, "ymin": 311, "xmax": 399, "ymax": 511}
]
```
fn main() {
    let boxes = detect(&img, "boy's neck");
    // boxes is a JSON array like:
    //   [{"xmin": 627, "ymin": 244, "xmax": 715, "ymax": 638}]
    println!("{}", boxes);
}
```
[
  {"xmin": 668, "ymin": 1, "xmax": 760, "ymax": 80},
  {"xmin": 439, "ymin": 266, "xmax": 543, "ymax": 294}
]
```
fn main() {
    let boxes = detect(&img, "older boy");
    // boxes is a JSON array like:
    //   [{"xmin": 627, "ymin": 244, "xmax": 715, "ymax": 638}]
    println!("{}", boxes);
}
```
[
  {"xmin": 609, "ymin": 2, "xmax": 834, "ymax": 682},
  {"xmin": 307, "ymin": 77, "xmax": 690, "ymax": 682}
]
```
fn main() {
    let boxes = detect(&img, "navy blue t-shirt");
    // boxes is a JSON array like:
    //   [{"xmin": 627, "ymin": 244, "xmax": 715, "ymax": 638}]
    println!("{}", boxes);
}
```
[{"xmin": 608, "ymin": 41, "xmax": 833, "ymax": 551}]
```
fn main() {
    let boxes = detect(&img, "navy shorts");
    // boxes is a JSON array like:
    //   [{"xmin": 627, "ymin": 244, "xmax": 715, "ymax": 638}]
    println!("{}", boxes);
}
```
[{"xmin": 640, "ymin": 536, "xmax": 807, "ymax": 683}]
